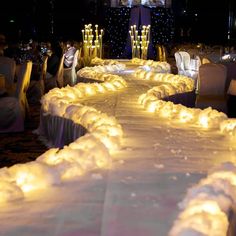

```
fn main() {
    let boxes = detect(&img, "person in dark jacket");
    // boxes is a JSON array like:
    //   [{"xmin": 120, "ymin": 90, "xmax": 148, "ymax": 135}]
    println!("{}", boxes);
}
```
[{"xmin": 46, "ymin": 40, "xmax": 63, "ymax": 77}]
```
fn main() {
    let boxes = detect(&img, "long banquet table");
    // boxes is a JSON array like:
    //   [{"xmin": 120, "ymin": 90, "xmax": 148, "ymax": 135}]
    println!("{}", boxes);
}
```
[{"xmin": 0, "ymin": 72, "xmax": 235, "ymax": 236}]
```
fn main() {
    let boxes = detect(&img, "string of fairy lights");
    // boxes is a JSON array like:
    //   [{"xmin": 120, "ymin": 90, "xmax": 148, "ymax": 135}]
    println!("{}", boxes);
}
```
[
  {"xmin": 150, "ymin": 7, "xmax": 174, "ymax": 47},
  {"xmin": 105, "ymin": 7, "xmax": 131, "ymax": 58}
]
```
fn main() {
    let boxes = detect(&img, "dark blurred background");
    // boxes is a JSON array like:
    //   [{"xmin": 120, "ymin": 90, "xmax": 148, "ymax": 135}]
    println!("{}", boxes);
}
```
[
  {"xmin": 0, "ymin": 0, "xmax": 235, "ymax": 45},
  {"xmin": 172, "ymin": 0, "xmax": 236, "ymax": 45}
]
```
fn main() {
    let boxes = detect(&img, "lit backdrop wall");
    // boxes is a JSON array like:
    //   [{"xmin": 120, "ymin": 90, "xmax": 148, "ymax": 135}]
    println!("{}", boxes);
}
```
[
  {"xmin": 104, "ymin": 5, "xmax": 174, "ymax": 59},
  {"xmin": 110, "ymin": 0, "xmax": 172, "ymax": 7}
]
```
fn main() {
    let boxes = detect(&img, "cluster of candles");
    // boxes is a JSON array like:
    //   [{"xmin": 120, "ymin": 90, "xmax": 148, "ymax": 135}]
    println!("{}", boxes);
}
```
[
  {"xmin": 129, "ymin": 24, "xmax": 151, "ymax": 59},
  {"xmin": 82, "ymin": 24, "xmax": 104, "ymax": 65}
]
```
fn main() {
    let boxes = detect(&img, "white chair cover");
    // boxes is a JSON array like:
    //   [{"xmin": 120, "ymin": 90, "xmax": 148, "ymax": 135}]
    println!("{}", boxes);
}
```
[
  {"xmin": 175, "ymin": 51, "xmax": 197, "ymax": 79},
  {"xmin": 63, "ymin": 49, "xmax": 80, "ymax": 86},
  {"xmin": 0, "ymin": 61, "xmax": 32, "ymax": 133},
  {"xmin": 179, "ymin": 51, "xmax": 191, "ymax": 70},
  {"xmin": 174, "ymin": 52, "xmax": 184, "ymax": 75},
  {"xmin": 189, "ymin": 55, "xmax": 201, "ymax": 71},
  {"xmin": 189, "ymin": 55, "xmax": 202, "ymax": 82},
  {"xmin": 195, "ymin": 63, "xmax": 227, "ymax": 113}
]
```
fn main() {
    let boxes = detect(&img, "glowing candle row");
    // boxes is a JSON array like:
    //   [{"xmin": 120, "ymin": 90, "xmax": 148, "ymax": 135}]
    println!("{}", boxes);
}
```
[
  {"xmin": 82, "ymin": 24, "xmax": 104, "ymax": 66},
  {"xmin": 129, "ymin": 24, "xmax": 151, "ymax": 59}
]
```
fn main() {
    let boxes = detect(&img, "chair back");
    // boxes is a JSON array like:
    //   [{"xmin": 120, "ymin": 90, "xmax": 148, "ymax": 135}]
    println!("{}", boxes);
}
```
[
  {"xmin": 198, "ymin": 63, "xmax": 227, "ymax": 95},
  {"xmin": 195, "ymin": 63, "xmax": 227, "ymax": 113},
  {"xmin": 0, "ymin": 56, "xmax": 16, "ymax": 90},
  {"xmin": 15, "ymin": 61, "xmax": 32, "ymax": 116},
  {"xmin": 196, "ymin": 55, "xmax": 201, "ymax": 71},
  {"xmin": 174, "ymin": 52, "xmax": 184, "ymax": 74},
  {"xmin": 55, "ymin": 54, "xmax": 64, "ymax": 88},
  {"xmin": 202, "ymin": 57, "xmax": 211, "ymax": 64},
  {"xmin": 72, "ymin": 49, "xmax": 79, "ymax": 70},
  {"xmin": 220, "ymin": 62, "xmax": 236, "ymax": 93},
  {"xmin": 178, "ymin": 51, "xmax": 191, "ymax": 70},
  {"xmin": 39, "ymin": 56, "xmax": 48, "ymax": 93},
  {"xmin": 189, "ymin": 55, "xmax": 201, "ymax": 71},
  {"xmin": 156, "ymin": 45, "xmax": 167, "ymax": 62}
]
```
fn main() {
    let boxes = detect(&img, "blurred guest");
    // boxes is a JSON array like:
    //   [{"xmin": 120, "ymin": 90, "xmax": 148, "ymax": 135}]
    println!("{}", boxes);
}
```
[
  {"xmin": 0, "ymin": 33, "xmax": 8, "ymax": 56},
  {"xmin": 63, "ymin": 40, "xmax": 76, "ymax": 68},
  {"xmin": 28, "ymin": 41, "xmax": 43, "ymax": 62},
  {"xmin": 4, "ymin": 40, "xmax": 21, "ymax": 63},
  {"xmin": 46, "ymin": 40, "xmax": 63, "ymax": 78}
]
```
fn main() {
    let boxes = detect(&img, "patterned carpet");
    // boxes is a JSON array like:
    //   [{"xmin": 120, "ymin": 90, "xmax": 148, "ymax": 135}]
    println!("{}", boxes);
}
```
[{"xmin": 0, "ymin": 103, "xmax": 48, "ymax": 168}]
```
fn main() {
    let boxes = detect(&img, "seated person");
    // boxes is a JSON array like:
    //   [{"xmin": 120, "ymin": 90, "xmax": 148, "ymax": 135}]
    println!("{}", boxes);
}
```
[{"xmin": 63, "ymin": 40, "xmax": 76, "ymax": 68}]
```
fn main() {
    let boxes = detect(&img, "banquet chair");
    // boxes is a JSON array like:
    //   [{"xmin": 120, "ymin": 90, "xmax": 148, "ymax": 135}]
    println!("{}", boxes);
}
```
[
  {"xmin": 202, "ymin": 57, "xmax": 211, "ymax": 64},
  {"xmin": 194, "ymin": 55, "xmax": 201, "ymax": 69},
  {"xmin": 63, "ymin": 49, "xmax": 80, "ymax": 86},
  {"xmin": 227, "ymin": 79, "xmax": 236, "ymax": 117},
  {"xmin": 192, "ymin": 55, "xmax": 202, "ymax": 88},
  {"xmin": 45, "ymin": 54, "xmax": 64, "ymax": 92},
  {"xmin": 39, "ymin": 56, "xmax": 48, "ymax": 94},
  {"xmin": 174, "ymin": 52, "xmax": 185, "ymax": 75},
  {"xmin": 156, "ymin": 44, "xmax": 167, "ymax": 62},
  {"xmin": 179, "ymin": 51, "xmax": 191, "ymax": 70},
  {"xmin": 0, "ymin": 56, "xmax": 16, "ymax": 95},
  {"xmin": 222, "ymin": 62, "xmax": 236, "ymax": 117},
  {"xmin": 228, "ymin": 80, "xmax": 236, "ymax": 95},
  {"xmin": 195, "ymin": 63, "xmax": 227, "ymax": 113},
  {"xmin": 220, "ymin": 62, "xmax": 236, "ymax": 93},
  {"xmin": 55, "ymin": 54, "xmax": 65, "ymax": 88},
  {"xmin": 27, "ymin": 56, "xmax": 48, "ymax": 104},
  {"xmin": 0, "ymin": 61, "xmax": 32, "ymax": 133},
  {"xmin": 175, "ymin": 51, "xmax": 192, "ymax": 77}
]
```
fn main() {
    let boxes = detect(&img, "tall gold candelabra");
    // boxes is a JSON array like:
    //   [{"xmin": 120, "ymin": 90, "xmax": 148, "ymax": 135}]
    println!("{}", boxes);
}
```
[
  {"xmin": 82, "ymin": 24, "xmax": 104, "ymax": 66},
  {"xmin": 129, "ymin": 24, "xmax": 150, "ymax": 60}
]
